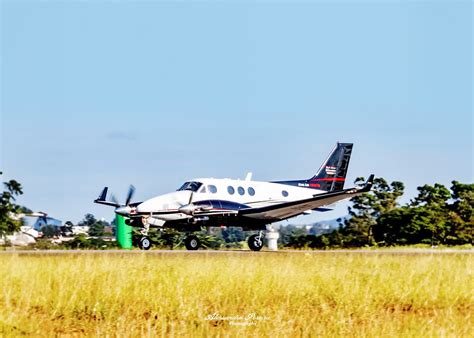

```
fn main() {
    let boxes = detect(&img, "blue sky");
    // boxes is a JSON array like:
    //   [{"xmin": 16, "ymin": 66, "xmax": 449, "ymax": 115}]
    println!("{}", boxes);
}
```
[{"xmin": 1, "ymin": 0, "xmax": 472, "ymax": 223}]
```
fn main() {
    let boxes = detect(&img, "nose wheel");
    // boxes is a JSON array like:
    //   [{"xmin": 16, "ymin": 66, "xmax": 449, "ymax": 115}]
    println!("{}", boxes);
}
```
[
  {"xmin": 138, "ymin": 219, "xmax": 152, "ymax": 250},
  {"xmin": 138, "ymin": 236, "xmax": 152, "ymax": 250},
  {"xmin": 184, "ymin": 235, "xmax": 200, "ymax": 250},
  {"xmin": 248, "ymin": 231, "xmax": 264, "ymax": 251}
]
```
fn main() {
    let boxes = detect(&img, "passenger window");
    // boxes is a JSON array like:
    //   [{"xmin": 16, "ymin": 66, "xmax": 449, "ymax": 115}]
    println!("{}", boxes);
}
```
[
  {"xmin": 282, "ymin": 190, "xmax": 289, "ymax": 197},
  {"xmin": 227, "ymin": 186, "xmax": 235, "ymax": 195},
  {"xmin": 208, "ymin": 185, "xmax": 217, "ymax": 193},
  {"xmin": 248, "ymin": 187, "xmax": 255, "ymax": 196},
  {"xmin": 238, "ymin": 187, "xmax": 245, "ymax": 195}
]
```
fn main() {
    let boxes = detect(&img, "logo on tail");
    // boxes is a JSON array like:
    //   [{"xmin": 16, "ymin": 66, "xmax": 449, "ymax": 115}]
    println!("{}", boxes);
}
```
[{"xmin": 309, "ymin": 143, "xmax": 353, "ymax": 192}]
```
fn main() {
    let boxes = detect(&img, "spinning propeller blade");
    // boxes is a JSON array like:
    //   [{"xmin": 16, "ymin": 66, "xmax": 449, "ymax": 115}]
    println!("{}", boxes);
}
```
[
  {"xmin": 111, "ymin": 194, "xmax": 119, "ymax": 206},
  {"xmin": 125, "ymin": 185, "xmax": 135, "ymax": 206}
]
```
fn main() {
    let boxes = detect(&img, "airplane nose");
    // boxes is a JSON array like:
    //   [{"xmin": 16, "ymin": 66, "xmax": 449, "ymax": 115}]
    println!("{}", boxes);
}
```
[{"xmin": 136, "ymin": 201, "xmax": 150, "ymax": 214}]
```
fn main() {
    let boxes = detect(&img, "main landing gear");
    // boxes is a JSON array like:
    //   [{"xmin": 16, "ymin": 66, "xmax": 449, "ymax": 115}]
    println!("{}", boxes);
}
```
[
  {"xmin": 184, "ymin": 235, "xmax": 200, "ymax": 250},
  {"xmin": 247, "ymin": 231, "xmax": 264, "ymax": 251}
]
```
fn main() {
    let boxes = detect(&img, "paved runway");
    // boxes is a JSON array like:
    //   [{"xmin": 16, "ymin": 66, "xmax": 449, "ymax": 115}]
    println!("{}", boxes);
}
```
[{"xmin": 0, "ymin": 249, "xmax": 472, "ymax": 255}]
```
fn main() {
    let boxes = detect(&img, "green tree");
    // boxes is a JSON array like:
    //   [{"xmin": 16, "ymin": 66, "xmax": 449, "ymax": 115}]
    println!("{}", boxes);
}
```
[
  {"xmin": 409, "ymin": 183, "xmax": 451, "ymax": 245},
  {"xmin": 445, "ymin": 181, "xmax": 473, "ymax": 245},
  {"xmin": 78, "ymin": 214, "xmax": 109, "ymax": 237},
  {"xmin": 78, "ymin": 213, "xmax": 97, "ymax": 227},
  {"xmin": 88, "ymin": 222, "xmax": 105, "ymax": 237},
  {"xmin": 286, "ymin": 227, "xmax": 311, "ymax": 248},
  {"xmin": 344, "ymin": 177, "xmax": 405, "ymax": 246},
  {"xmin": 0, "ymin": 175, "xmax": 24, "ymax": 239},
  {"xmin": 195, "ymin": 230, "xmax": 224, "ymax": 249},
  {"xmin": 221, "ymin": 227, "xmax": 245, "ymax": 243},
  {"xmin": 450, "ymin": 181, "xmax": 473, "ymax": 222},
  {"xmin": 373, "ymin": 182, "xmax": 473, "ymax": 246},
  {"xmin": 411, "ymin": 183, "xmax": 451, "ymax": 206},
  {"xmin": 279, "ymin": 225, "xmax": 299, "ymax": 246},
  {"xmin": 42, "ymin": 225, "xmax": 60, "ymax": 238}
]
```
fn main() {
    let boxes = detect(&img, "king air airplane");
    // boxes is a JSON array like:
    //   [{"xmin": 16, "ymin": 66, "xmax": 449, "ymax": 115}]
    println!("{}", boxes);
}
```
[{"xmin": 94, "ymin": 143, "xmax": 373, "ymax": 251}]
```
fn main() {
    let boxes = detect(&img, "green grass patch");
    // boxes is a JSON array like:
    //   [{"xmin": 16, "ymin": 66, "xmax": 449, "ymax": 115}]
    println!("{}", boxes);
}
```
[{"xmin": 0, "ymin": 252, "xmax": 472, "ymax": 337}]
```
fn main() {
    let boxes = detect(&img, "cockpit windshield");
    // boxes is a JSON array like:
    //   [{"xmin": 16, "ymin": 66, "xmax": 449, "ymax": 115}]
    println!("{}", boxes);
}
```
[{"xmin": 177, "ymin": 181, "xmax": 203, "ymax": 192}]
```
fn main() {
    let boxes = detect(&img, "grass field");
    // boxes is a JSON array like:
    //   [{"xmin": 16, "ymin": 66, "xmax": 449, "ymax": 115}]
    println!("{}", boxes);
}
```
[{"xmin": 0, "ymin": 251, "xmax": 472, "ymax": 337}]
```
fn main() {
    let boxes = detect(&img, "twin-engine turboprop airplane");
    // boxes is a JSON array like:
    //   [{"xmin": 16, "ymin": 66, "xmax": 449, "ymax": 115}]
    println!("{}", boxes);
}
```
[{"xmin": 94, "ymin": 143, "xmax": 373, "ymax": 251}]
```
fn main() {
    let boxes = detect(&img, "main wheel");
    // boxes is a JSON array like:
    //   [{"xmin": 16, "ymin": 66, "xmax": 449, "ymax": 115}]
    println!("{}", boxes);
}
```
[
  {"xmin": 138, "ymin": 236, "xmax": 152, "ymax": 250},
  {"xmin": 248, "ymin": 234, "xmax": 263, "ymax": 251},
  {"xmin": 185, "ymin": 235, "xmax": 200, "ymax": 250}
]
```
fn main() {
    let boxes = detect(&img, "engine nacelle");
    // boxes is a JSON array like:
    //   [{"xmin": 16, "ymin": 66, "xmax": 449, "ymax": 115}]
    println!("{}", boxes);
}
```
[{"xmin": 178, "ymin": 204, "xmax": 199, "ymax": 215}]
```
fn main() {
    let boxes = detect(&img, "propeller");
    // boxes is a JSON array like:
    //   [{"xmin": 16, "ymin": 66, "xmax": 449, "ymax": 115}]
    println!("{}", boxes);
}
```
[
  {"xmin": 113, "ymin": 185, "xmax": 136, "ymax": 216},
  {"xmin": 177, "ymin": 191, "xmax": 196, "ymax": 215},
  {"xmin": 125, "ymin": 185, "xmax": 135, "ymax": 206},
  {"xmin": 188, "ymin": 191, "xmax": 194, "ymax": 205},
  {"xmin": 111, "ymin": 194, "xmax": 119, "ymax": 206}
]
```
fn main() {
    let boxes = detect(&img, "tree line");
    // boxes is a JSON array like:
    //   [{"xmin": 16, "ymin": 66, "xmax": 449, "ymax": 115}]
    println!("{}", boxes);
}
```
[{"xmin": 288, "ymin": 178, "xmax": 472, "ymax": 248}]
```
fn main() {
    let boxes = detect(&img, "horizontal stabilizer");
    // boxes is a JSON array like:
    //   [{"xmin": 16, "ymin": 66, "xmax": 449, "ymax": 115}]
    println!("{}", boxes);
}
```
[{"xmin": 94, "ymin": 187, "xmax": 120, "ymax": 207}]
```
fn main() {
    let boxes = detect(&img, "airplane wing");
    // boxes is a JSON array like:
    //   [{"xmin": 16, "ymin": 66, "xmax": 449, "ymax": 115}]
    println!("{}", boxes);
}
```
[{"xmin": 239, "ymin": 175, "xmax": 374, "ymax": 221}]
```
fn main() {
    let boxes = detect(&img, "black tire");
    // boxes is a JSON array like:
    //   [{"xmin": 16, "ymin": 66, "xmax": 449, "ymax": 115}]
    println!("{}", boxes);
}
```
[
  {"xmin": 248, "ymin": 234, "xmax": 263, "ymax": 251},
  {"xmin": 185, "ymin": 235, "xmax": 200, "ymax": 250},
  {"xmin": 138, "ymin": 237, "xmax": 152, "ymax": 250}
]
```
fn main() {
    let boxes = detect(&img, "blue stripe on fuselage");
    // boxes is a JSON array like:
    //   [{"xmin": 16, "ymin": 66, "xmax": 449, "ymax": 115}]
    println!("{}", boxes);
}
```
[{"xmin": 194, "ymin": 200, "xmax": 250, "ymax": 210}]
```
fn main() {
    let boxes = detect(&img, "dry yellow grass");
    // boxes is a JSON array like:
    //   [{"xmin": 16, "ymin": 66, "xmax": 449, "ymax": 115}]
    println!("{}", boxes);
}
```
[{"xmin": 0, "ymin": 251, "xmax": 472, "ymax": 337}]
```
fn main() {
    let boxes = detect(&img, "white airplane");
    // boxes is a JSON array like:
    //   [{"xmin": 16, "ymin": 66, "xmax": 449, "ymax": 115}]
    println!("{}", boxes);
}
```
[{"xmin": 94, "ymin": 143, "xmax": 373, "ymax": 251}]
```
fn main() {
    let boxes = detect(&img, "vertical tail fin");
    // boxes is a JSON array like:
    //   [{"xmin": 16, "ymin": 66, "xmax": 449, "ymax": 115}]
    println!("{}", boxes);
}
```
[
  {"xmin": 272, "ymin": 142, "xmax": 353, "ymax": 192},
  {"xmin": 309, "ymin": 142, "xmax": 353, "ymax": 191}
]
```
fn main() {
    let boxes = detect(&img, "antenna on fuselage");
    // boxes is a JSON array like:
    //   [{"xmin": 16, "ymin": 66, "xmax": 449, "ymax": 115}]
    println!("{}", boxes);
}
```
[{"xmin": 245, "ymin": 172, "xmax": 253, "ymax": 181}]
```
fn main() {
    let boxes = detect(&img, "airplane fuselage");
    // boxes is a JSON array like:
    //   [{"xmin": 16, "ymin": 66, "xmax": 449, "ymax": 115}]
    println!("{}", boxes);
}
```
[{"xmin": 134, "ymin": 178, "xmax": 326, "ymax": 223}]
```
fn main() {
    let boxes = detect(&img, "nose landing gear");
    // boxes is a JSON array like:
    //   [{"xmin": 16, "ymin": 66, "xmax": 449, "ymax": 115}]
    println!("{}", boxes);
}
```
[
  {"xmin": 138, "ymin": 236, "xmax": 152, "ymax": 250},
  {"xmin": 138, "ymin": 218, "xmax": 152, "ymax": 250}
]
